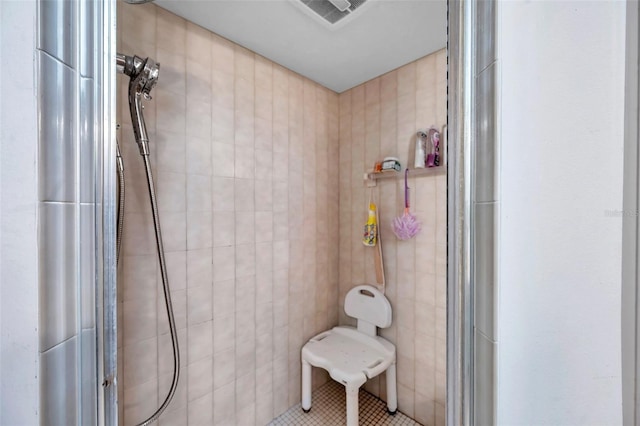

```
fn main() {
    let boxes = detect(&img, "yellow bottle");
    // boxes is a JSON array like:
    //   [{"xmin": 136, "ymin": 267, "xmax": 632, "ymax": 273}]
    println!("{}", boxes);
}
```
[{"xmin": 363, "ymin": 202, "xmax": 377, "ymax": 246}]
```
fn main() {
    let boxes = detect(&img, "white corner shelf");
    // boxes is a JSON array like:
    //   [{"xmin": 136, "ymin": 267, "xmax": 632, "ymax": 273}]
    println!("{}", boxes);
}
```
[{"xmin": 365, "ymin": 166, "xmax": 446, "ymax": 186}]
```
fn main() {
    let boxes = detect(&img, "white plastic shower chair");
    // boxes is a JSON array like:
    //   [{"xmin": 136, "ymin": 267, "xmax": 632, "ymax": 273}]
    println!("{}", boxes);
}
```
[{"xmin": 301, "ymin": 284, "xmax": 397, "ymax": 426}]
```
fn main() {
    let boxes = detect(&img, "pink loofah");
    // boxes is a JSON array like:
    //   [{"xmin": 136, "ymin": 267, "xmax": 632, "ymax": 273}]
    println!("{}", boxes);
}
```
[
  {"xmin": 392, "ymin": 209, "xmax": 421, "ymax": 240},
  {"xmin": 392, "ymin": 169, "xmax": 421, "ymax": 240}
]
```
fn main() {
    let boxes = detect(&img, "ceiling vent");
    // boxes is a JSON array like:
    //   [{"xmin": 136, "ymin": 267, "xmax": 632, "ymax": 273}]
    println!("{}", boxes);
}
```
[{"xmin": 295, "ymin": 0, "xmax": 371, "ymax": 27}]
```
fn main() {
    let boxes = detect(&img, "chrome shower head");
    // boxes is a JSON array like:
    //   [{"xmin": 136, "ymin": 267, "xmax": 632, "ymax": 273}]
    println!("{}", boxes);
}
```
[
  {"xmin": 117, "ymin": 53, "xmax": 160, "ymax": 155},
  {"xmin": 122, "ymin": 0, "xmax": 155, "ymax": 3},
  {"xmin": 134, "ymin": 56, "xmax": 160, "ymax": 100},
  {"xmin": 116, "ymin": 53, "xmax": 160, "ymax": 99}
]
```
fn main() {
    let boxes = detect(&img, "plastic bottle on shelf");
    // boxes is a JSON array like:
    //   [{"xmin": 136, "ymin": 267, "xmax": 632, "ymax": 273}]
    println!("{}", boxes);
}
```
[
  {"xmin": 426, "ymin": 127, "xmax": 440, "ymax": 167},
  {"xmin": 415, "ymin": 131, "xmax": 427, "ymax": 168}
]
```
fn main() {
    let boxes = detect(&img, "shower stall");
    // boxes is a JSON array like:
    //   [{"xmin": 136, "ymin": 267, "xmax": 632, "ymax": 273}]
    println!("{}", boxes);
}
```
[
  {"xmin": 0, "ymin": 0, "xmax": 486, "ymax": 424},
  {"xmin": 113, "ymin": 1, "xmax": 449, "ymax": 425},
  {"xmin": 6, "ymin": 0, "xmax": 459, "ymax": 424}
]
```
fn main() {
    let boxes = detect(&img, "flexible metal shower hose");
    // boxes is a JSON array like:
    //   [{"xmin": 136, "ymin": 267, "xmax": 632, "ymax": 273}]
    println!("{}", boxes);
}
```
[
  {"xmin": 116, "ymin": 141, "xmax": 125, "ymax": 263},
  {"xmin": 135, "ymin": 153, "xmax": 181, "ymax": 426},
  {"xmin": 116, "ymin": 141, "xmax": 181, "ymax": 426}
]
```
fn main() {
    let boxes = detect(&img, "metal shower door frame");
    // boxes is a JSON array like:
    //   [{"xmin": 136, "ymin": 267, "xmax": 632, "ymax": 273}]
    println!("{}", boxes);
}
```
[
  {"xmin": 447, "ymin": 0, "xmax": 475, "ymax": 424},
  {"xmin": 98, "ymin": 0, "xmax": 118, "ymax": 424}
]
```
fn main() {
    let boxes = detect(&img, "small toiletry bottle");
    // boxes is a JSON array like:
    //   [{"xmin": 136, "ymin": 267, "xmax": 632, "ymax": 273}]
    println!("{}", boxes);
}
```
[
  {"xmin": 426, "ymin": 127, "xmax": 440, "ymax": 167},
  {"xmin": 432, "ymin": 129, "xmax": 440, "ymax": 166},
  {"xmin": 414, "ymin": 131, "xmax": 427, "ymax": 168}
]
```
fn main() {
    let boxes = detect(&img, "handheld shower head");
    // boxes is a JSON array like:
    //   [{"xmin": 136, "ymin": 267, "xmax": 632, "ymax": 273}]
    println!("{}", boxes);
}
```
[
  {"xmin": 132, "ymin": 56, "xmax": 160, "ymax": 100},
  {"xmin": 117, "ymin": 53, "xmax": 160, "ymax": 155},
  {"xmin": 116, "ymin": 53, "xmax": 160, "ymax": 98}
]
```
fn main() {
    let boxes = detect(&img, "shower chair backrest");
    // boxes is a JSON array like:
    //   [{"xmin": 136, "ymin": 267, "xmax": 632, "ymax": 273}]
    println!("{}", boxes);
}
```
[{"xmin": 344, "ymin": 285, "xmax": 392, "ymax": 337}]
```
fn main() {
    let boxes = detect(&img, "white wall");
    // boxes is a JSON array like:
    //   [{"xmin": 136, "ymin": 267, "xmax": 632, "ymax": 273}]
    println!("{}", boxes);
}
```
[
  {"xmin": 0, "ymin": 0, "xmax": 39, "ymax": 424},
  {"xmin": 498, "ymin": 1, "xmax": 625, "ymax": 424}
]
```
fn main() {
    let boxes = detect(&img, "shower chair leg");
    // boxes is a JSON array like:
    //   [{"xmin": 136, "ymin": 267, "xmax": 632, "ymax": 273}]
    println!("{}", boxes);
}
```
[
  {"xmin": 302, "ymin": 359, "xmax": 312, "ymax": 412},
  {"xmin": 386, "ymin": 361, "xmax": 398, "ymax": 414},
  {"xmin": 345, "ymin": 384, "xmax": 360, "ymax": 426}
]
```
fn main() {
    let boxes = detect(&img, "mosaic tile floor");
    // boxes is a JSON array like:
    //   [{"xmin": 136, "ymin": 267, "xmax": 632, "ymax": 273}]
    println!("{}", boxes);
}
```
[{"xmin": 268, "ymin": 381, "xmax": 422, "ymax": 426}]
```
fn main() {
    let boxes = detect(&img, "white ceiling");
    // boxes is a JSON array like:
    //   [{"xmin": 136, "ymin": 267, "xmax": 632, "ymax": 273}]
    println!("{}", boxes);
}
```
[{"xmin": 154, "ymin": 0, "xmax": 447, "ymax": 93}]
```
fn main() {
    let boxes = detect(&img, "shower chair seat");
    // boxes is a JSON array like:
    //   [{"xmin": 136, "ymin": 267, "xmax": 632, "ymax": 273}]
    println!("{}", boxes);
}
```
[{"xmin": 301, "ymin": 285, "xmax": 397, "ymax": 426}]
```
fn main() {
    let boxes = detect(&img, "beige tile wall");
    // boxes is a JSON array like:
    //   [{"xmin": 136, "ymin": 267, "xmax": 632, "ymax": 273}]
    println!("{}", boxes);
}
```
[
  {"xmin": 118, "ymin": 3, "xmax": 445, "ymax": 426},
  {"xmin": 337, "ymin": 50, "xmax": 447, "ymax": 426},
  {"xmin": 117, "ymin": 3, "xmax": 339, "ymax": 425}
]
